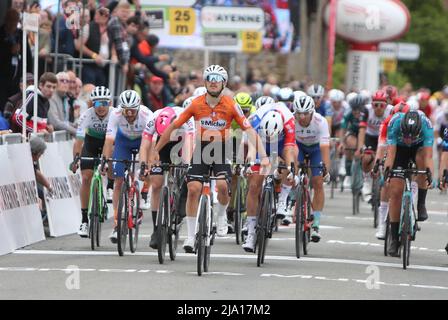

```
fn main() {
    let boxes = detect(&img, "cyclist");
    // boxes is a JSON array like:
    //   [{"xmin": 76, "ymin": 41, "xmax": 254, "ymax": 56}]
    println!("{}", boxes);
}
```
[
  {"xmin": 276, "ymin": 87, "xmax": 295, "ymax": 112},
  {"xmin": 374, "ymin": 102, "xmax": 411, "ymax": 239},
  {"xmin": 338, "ymin": 94, "xmax": 366, "ymax": 188},
  {"xmin": 101, "ymin": 90, "xmax": 154, "ymax": 243},
  {"xmin": 384, "ymin": 110, "xmax": 434, "ymax": 257},
  {"xmin": 242, "ymin": 102, "xmax": 297, "ymax": 252},
  {"xmin": 139, "ymin": 106, "xmax": 195, "ymax": 249},
  {"xmin": 328, "ymin": 89, "xmax": 348, "ymax": 138},
  {"xmin": 254, "ymin": 96, "xmax": 275, "ymax": 110},
  {"xmin": 293, "ymin": 95, "xmax": 331, "ymax": 242},
  {"xmin": 152, "ymin": 64, "xmax": 268, "ymax": 253},
  {"xmin": 307, "ymin": 84, "xmax": 333, "ymax": 134},
  {"xmin": 357, "ymin": 90, "xmax": 392, "ymax": 202},
  {"xmin": 228, "ymin": 92, "xmax": 257, "ymax": 232},
  {"xmin": 71, "ymin": 86, "xmax": 113, "ymax": 237}
]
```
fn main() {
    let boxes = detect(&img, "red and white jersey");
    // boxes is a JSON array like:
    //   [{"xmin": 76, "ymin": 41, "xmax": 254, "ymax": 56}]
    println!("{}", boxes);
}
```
[
  {"xmin": 360, "ymin": 104, "xmax": 393, "ymax": 137},
  {"xmin": 250, "ymin": 102, "xmax": 296, "ymax": 146},
  {"xmin": 294, "ymin": 112, "xmax": 330, "ymax": 146},
  {"xmin": 106, "ymin": 106, "xmax": 153, "ymax": 140},
  {"xmin": 143, "ymin": 106, "xmax": 195, "ymax": 141}
]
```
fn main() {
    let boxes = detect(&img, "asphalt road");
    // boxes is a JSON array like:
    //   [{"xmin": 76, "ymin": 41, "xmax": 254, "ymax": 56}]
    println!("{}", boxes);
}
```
[{"xmin": 1, "ymin": 186, "xmax": 447, "ymax": 300}]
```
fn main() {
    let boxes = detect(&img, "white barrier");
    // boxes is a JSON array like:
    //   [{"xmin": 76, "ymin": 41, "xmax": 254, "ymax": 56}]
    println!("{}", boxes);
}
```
[
  {"xmin": 0, "ymin": 143, "xmax": 45, "ymax": 256},
  {"xmin": 39, "ymin": 141, "xmax": 82, "ymax": 237}
]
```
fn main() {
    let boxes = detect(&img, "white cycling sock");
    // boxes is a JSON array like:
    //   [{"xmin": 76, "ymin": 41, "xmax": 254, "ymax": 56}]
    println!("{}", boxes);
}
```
[
  {"xmin": 247, "ymin": 216, "xmax": 257, "ymax": 235},
  {"xmin": 216, "ymin": 202, "xmax": 229, "ymax": 218},
  {"xmin": 186, "ymin": 216, "xmax": 196, "ymax": 239},
  {"xmin": 379, "ymin": 201, "xmax": 389, "ymax": 223},
  {"xmin": 279, "ymin": 184, "xmax": 292, "ymax": 204}
]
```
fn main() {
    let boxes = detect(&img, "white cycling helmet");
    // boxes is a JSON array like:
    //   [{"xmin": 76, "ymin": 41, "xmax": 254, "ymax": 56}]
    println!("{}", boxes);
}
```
[
  {"xmin": 270, "ymin": 85, "xmax": 281, "ymax": 98},
  {"xmin": 259, "ymin": 110, "xmax": 284, "ymax": 139},
  {"xmin": 346, "ymin": 91, "xmax": 358, "ymax": 104},
  {"xmin": 328, "ymin": 89, "xmax": 345, "ymax": 102},
  {"xmin": 407, "ymin": 97, "xmax": 420, "ymax": 111},
  {"xmin": 193, "ymin": 86, "xmax": 207, "ymax": 96},
  {"xmin": 119, "ymin": 90, "xmax": 141, "ymax": 109},
  {"xmin": 293, "ymin": 95, "xmax": 315, "ymax": 113},
  {"xmin": 293, "ymin": 90, "xmax": 307, "ymax": 100},
  {"xmin": 307, "ymin": 84, "xmax": 325, "ymax": 98},
  {"xmin": 360, "ymin": 89, "xmax": 372, "ymax": 104},
  {"xmin": 203, "ymin": 64, "xmax": 228, "ymax": 82},
  {"xmin": 277, "ymin": 87, "xmax": 294, "ymax": 102},
  {"xmin": 90, "ymin": 86, "xmax": 111, "ymax": 101},
  {"xmin": 182, "ymin": 96, "xmax": 195, "ymax": 109},
  {"xmin": 254, "ymin": 96, "xmax": 275, "ymax": 109}
]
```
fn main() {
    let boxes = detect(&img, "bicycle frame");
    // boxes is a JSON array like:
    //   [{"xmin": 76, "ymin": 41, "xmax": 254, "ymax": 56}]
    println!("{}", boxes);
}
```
[{"xmin": 399, "ymin": 174, "xmax": 417, "ymax": 238}]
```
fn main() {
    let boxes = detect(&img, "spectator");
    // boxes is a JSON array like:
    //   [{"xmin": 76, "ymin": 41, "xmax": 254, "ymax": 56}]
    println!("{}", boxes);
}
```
[
  {"xmin": 12, "ymin": 72, "xmax": 57, "ymax": 134},
  {"xmin": 38, "ymin": 9, "xmax": 53, "ymax": 77},
  {"xmin": 72, "ymin": 78, "xmax": 84, "ymax": 122},
  {"xmin": 51, "ymin": 0, "xmax": 78, "ymax": 70},
  {"xmin": 75, "ymin": 83, "xmax": 96, "ymax": 122},
  {"xmin": 108, "ymin": 0, "xmax": 132, "ymax": 76},
  {"xmin": 147, "ymin": 76, "xmax": 167, "ymax": 111},
  {"xmin": 29, "ymin": 136, "xmax": 52, "ymax": 222},
  {"xmin": 75, "ymin": 6, "xmax": 110, "ymax": 86},
  {"xmin": 4, "ymin": 73, "xmax": 34, "ymax": 130},
  {"xmin": 48, "ymin": 72, "xmax": 77, "ymax": 135},
  {"xmin": 0, "ymin": 9, "xmax": 31, "ymax": 114}
]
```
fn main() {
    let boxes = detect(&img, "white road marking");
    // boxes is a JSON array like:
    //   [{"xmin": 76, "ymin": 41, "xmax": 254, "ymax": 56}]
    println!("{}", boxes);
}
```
[
  {"xmin": 326, "ymin": 239, "xmax": 446, "ymax": 253},
  {"xmin": 11, "ymin": 249, "xmax": 448, "ymax": 272}
]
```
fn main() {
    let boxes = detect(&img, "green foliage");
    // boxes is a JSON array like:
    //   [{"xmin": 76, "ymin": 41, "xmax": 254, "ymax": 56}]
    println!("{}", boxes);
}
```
[
  {"xmin": 386, "ymin": 70, "xmax": 410, "ymax": 89},
  {"xmin": 399, "ymin": 0, "xmax": 448, "ymax": 90}
]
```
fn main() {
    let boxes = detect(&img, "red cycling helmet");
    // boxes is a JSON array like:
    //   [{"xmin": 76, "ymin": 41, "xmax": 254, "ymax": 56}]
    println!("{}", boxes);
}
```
[
  {"xmin": 382, "ymin": 85, "xmax": 398, "ymax": 100},
  {"xmin": 391, "ymin": 102, "xmax": 410, "ymax": 115},
  {"xmin": 155, "ymin": 107, "xmax": 177, "ymax": 136},
  {"xmin": 417, "ymin": 91, "xmax": 431, "ymax": 101},
  {"xmin": 372, "ymin": 90, "xmax": 387, "ymax": 103}
]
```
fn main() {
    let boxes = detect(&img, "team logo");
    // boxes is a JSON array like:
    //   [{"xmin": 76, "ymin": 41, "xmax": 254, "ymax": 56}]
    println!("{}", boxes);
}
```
[{"xmin": 200, "ymin": 117, "xmax": 227, "ymax": 130}]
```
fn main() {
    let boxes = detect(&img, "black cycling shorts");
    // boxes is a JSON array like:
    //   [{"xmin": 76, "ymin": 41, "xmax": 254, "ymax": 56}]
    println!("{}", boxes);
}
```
[
  {"xmin": 80, "ymin": 135, "xmax": 105, "ymax": 171},
  {"xmin": 365, "ymin": 134, "xmax": 379, "ymax": 152},
  {"xmin": 186, "ymin": 141, "xmax": 232, "ymax": 184},
  {"xmin": 391, "ymin": 142, "xmax": 423, "ymax": 178},
  {"xmin": 150, "ymin": 141, "xmax": 182, "ymax": 175}
]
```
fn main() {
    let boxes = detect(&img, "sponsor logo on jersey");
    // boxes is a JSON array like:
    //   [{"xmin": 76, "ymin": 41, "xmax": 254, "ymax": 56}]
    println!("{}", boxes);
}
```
[
  {"xmin": 200, "ymin": 117, "xmax": 227, "ymax": 130},
  {"xmin": 92, "ymin": 123, "xmax": 108, "ymax": 131}
]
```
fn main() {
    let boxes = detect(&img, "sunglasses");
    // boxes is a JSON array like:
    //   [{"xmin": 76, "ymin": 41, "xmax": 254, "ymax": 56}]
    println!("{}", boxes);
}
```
[
  {"xmin": 373, "ymin": 102, "xmax": 386, "ymax": 108},
  {"xmin": 93, "ymin": 100, "xmax": 109, "ymax": 108},
  {"xmin": 206, "ymin": 74, "xmax": 224, "ymax": 82}
]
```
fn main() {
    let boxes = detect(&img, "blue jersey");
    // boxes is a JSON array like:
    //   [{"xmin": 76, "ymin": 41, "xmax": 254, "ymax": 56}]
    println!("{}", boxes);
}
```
[
  {"xmin": 387, "ymin": 112, "xmax": 434, "ymax": 147},
  {"xmin": 442, "ymin": 126, "xmax": 448, "ymax": 152},
  {"xmin": 315, "ymin": 100, "xmax": 333, "ymax": 118}
]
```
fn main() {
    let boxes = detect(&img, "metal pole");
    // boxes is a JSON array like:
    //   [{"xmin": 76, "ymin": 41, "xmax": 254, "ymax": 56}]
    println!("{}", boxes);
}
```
[
  {"xmin": 54, "ymin": 0, "xmax": 61, "ymax": 73},
  {"xmin": 204, "ymin": 49, "xmax": 209, "ymax": 69},
  {"xmin": 22, "ymin": 24, "xmax": 27, "ymax": 141},
  {"xmin": 33, "ymin": 31, "xmax": 39, "ymax": 133},
  {"xmin": 79, "ymin": 0, "xmax": 87, "ymax": 81}
]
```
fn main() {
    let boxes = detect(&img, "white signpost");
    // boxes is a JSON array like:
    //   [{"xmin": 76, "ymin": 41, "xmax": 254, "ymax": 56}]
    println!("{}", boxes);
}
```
[{"xmin": 22, "ymin": 12, "xmax": 40, "ymax": 139}]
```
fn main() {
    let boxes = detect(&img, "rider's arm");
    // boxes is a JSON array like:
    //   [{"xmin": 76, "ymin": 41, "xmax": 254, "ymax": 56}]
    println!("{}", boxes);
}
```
[
  {"xmin": 139, "ymin": 137, "xmax": 152, "ymax": 165},
  {"xmin": 73, "ymin": 110, "xmax": 89, "ymax": 158},
  {"xmin": 102, "ymin": 136, "xmax": 115, "ymax": 160},
  {"xmin": 73, "ymin": 139, "xmax": 83, "ymax": 159},
  {"xmin": 422, "ymin": 116, "xmax": 435, "ymax": 174},
  {"xmin": 357, "ymin": 127, "xmax": 366, "ymax": 152},
  {"xmin": 320, "ymin": 117, "xmax": 331, "ymax": 171}
]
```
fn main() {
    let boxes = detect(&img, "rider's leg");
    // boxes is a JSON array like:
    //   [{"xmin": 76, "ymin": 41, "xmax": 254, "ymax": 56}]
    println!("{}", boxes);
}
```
[
  {"xmin": 415, "ymin": 147, "xmax": 430, "ymax": 221},
  {"xmin": 243, "ymin": 172, "xmax": 264, "ymax": 251}
]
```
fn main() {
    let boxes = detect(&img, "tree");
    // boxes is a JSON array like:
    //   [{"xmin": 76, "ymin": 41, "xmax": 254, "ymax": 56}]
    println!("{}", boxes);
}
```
[{"xmin": 399, "ymin": 0, "xmax": 448, "ymax": 91}]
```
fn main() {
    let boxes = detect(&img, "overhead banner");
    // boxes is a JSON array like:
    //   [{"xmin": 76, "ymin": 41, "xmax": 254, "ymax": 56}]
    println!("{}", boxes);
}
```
[
  {"xmin": 0, "ymin": 143, "xmax": 44, "ymax": 256},
  {"xmin": 39, "ymin": 142, "xmax": 81, "ymax": 237},
  {"xmin": 143, "ymin": 1, "xmax": 298, "ymax": 53}
]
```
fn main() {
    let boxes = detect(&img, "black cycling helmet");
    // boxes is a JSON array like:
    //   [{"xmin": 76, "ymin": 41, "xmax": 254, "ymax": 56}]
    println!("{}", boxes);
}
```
[
  {"xmin": 400, "ymin": 111, "xmax": 422, "ymax": 138},
  {"xmin": 349, "ymin": 94, "xmax": 365, "ymax": 111}
]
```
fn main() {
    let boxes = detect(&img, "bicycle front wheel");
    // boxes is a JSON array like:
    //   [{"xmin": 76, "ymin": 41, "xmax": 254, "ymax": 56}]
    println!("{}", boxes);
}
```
[
  {"xmin": 89, "ymin": 180, "xmax": 100, "ymax": 251},
  {"xmin": 372, "ymin": 178, "xmax": 381, "ymax": 228},
  {"xmin": 157, "ymin": 186, "xmax": 169, "ymax": 264},
  {"xmin": 129, "ymin": 182, "xmax": 140, "ymax": 253},
  {"xmin": 168, "ymin": 193, "xmax": 180, "ymax": 261},
  {"xmin": 384, "ymin": 216, "xmax": 391, "ymax": 257},
  {"xmin": 197, "ymin": 197, "xmax": 207, "ymax": 276},
  {"xmin": 295, "ymin": 187, "xmax": 305, "ymax": 258},
  {"xmin": 401, "ymin": 196, "xmax": 412, "ymax": 270},
  {"xmin": 257, "ymin": 189, "xmax": 271, "ymax": 267},
  {"xmin": 234, "ymin": 176, "xmax": 242, "ymax": 245},
  {"xmin": 117, "ymin": 183, "xmax": 128, "ymax": 256}
]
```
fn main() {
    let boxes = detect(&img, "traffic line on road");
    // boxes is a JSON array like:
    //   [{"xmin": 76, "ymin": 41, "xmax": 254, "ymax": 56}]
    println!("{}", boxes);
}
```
[
  {"xmin": 12, "ymin": 249, "xmax": 448, "ymax": 272},
  {"xmin": 326, "ymin": 239, "xmax": 447, "ymax": 253},
  {"xmin": 260, "ymin": 273, "xmax": 448, "ymax": 290}
]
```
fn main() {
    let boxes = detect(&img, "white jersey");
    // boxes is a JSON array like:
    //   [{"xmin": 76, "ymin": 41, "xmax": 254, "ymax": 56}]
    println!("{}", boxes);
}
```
[
  {"xmin": 76, "ymin": 107, "xmax": 112, "ymax": 140},
  {"xmin": 362, "ymin": 104, "xmax": 392, "ymax": 136},
  {"xmin": 106, "ymin": 106, "xmax": 153, "ymax": 140},
  {"xmin": 143, "ymin": 106, "xmax": 195, "ymax": 140},
  {"xmin": 295, "ymin": 112, "xmax": 330, "ymax": 146}
]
